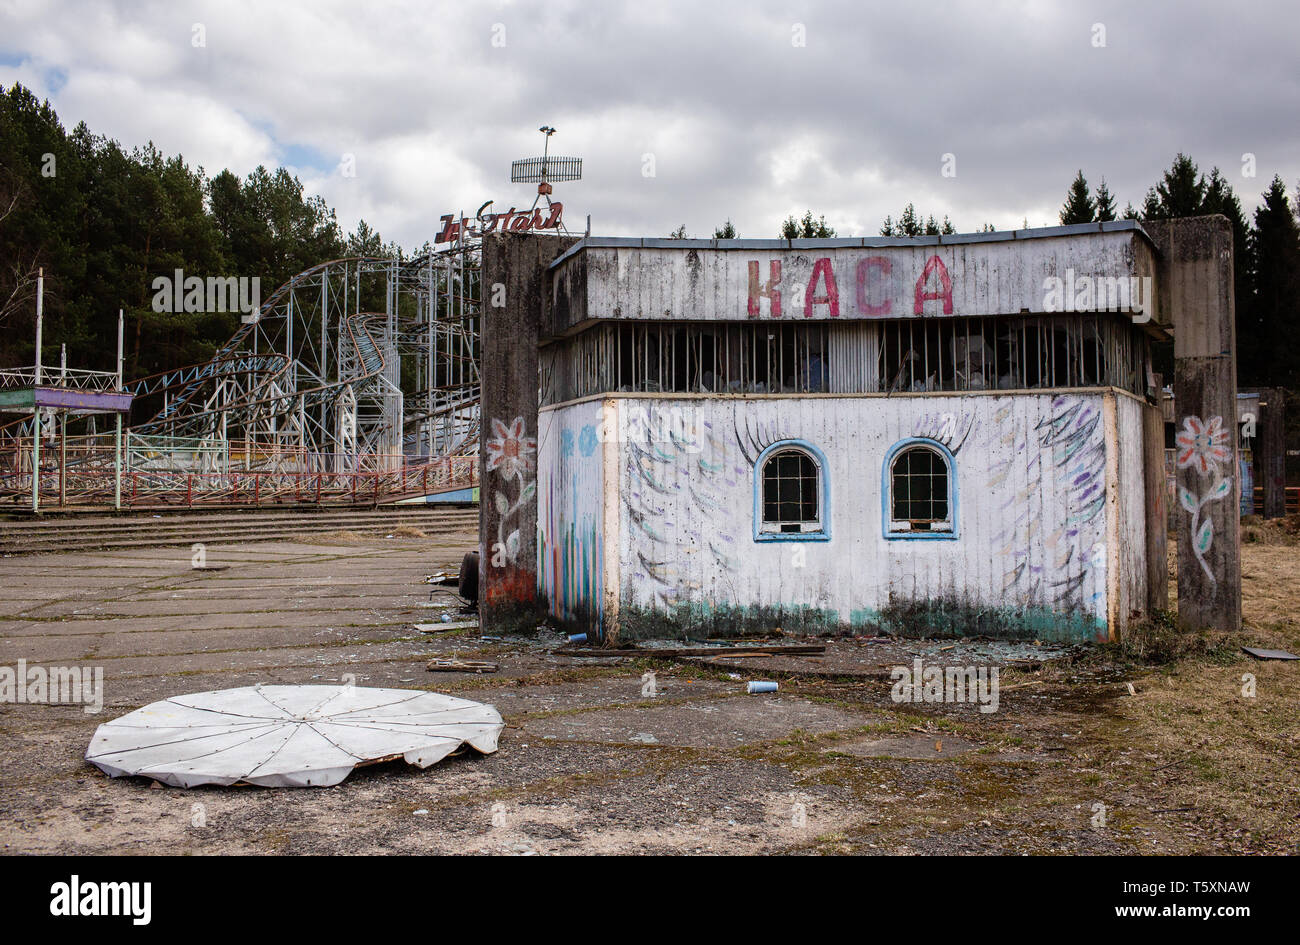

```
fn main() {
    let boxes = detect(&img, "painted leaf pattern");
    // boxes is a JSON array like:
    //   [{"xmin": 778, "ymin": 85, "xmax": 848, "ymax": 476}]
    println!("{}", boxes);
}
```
[
  {"xmin": 1207, "ymin": 477, "xmax": 1232, "ymax": 501},
  {"xmin": 1196, "ymin": 517, "xmax": 1213, "ymax": 554}
]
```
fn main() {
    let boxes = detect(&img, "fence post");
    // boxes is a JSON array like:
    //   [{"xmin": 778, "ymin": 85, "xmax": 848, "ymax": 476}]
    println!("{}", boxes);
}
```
[{"xmin": 186, "ymin": 474, "xmax": 193, "ymax": 508}]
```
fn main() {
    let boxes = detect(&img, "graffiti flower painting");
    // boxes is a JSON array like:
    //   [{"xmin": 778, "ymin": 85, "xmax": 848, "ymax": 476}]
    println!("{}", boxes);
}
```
[
  {"xmin": 1174, "ymin": 415, "xmax": 1232, "ymax": 589},
  {"xmin": 486, "ymin": 416, "xmax": 537, "ymax": 481},
  {"xmin": 487, "ymin": 416, "xmax": 537, "ymax": 567},
  {"xmin": 1175, "ymin": 415, "xmax": 1231, "ymax": 477}
]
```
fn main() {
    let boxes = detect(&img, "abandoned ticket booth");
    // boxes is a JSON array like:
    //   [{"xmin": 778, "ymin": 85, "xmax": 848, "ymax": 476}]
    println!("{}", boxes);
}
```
[{"xmin": 524, "ymin": 222, "xmax": 1172, "ymax": 644}]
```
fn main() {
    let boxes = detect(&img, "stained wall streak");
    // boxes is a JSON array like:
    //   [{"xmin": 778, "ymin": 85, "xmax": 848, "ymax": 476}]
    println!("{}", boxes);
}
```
[{"xmin": 537, "ymin": 399, "xmax": 606, "ymax": 636}]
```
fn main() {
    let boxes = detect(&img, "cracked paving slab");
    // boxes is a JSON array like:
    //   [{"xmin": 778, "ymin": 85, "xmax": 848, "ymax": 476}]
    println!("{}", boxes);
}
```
[{"xmin": 520, "ymin": 694, "xmax": 880, "ymax": 748}]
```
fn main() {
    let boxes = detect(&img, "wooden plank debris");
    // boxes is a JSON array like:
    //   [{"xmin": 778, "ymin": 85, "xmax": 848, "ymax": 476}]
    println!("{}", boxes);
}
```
[
  {"xmin": 426, "ymin": 658, "xmax": 498, "ymax": 674},
  {"xmin": 414, "ymin": 621, "xmax": 480, "ymax": 633},
  {"xmin": 1241, "ymin": 647, "xmax": 1298, "ymax": 661},
  {"xmin": 555, "ymin": 644, "xmax": 825, "ymax": 659}
]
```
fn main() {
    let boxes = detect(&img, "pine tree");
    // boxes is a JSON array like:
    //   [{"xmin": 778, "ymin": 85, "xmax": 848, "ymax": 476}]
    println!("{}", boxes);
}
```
[
  {"xmin": 1142, "ymin": 153, "xmax": 1206, "ymax": 220},
  {"xmin": 1141, "ymin": 187, "xmax": 1162, "ymax": 219},
  {"xmin": 897, "ymin": 204, "xmax": 921, "ymax": 237},
  {"xmin": 779, "ymin": 211, "xmax": 835, "ymax": 238},
  {"xmin": 1094, "ymin": 179, "xmax": 1116, "ymax": 222},
  {"xmin": 1059, "ymin": 170, "xmax": 1096, "ymax": 225},
  {"xmin": 1251, "ymin": 176, "xmax": 1300, "ymax": 388},
  {"xmin": 0, "ymin": 81, "xmax": 351, "ymax": 376},
  {"xmin": 1202, "ymin": 168, "xmax": 1256, "ymax": 383},
  {"xmin": 713, "ymin": 219, "xmax": 736, "ymax": 239},
  {"xmin": 346, "ymin": 219, "xmax": 386, "ymax": 256},
  {"xmin": 879, "ymin": 204, "xmax": 958, "ymax": 236}
]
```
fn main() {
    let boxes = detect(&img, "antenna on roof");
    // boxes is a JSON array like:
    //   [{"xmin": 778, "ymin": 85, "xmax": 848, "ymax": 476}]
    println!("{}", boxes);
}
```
[{"xmin": 510, "ymin": 126, "xmax": 582, "ymax": 224}]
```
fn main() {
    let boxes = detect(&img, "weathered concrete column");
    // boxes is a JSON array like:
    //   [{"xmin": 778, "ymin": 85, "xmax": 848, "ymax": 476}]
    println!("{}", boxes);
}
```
[
  {"xmin": 479, "ymin": 232, "xmax": 578, "ymax": 633},
  {"xmin": 1260, "ymin": 387, "xmax": 1286, "ymax": 519},
  {"xmin": 1144, "ymin": 216, "xmax": 1241, "ymax": 631}
]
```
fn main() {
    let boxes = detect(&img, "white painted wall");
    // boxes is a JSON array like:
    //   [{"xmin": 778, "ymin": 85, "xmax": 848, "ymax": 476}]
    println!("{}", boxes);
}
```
[
  {"xmin": 540, "ymin": 390, "xmax": 1152, "ymax": 642},
  {"xmin": 537, "ymin": 399, "xmax": 607, "ymax": 633},
  {"xmin": 535, "ymin": 387, "xmax": 1159, "ymax": 647}
]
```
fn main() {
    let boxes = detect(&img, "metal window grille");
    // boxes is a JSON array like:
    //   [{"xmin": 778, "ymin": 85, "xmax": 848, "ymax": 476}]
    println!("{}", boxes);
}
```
[
  {"xmin": 539, "ymin": 315, "xmax": 1150, "ymax": 406},
  {"xmin": 762, "ymin": 448, "xmax": 820, "ymax": 533},
  {"xmin": 890, "ymin": 446, "xmax": 950, "ymax": 531}
]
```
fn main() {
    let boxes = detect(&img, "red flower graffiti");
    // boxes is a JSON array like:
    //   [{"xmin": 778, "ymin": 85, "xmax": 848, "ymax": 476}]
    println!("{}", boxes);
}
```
[
  {"xmin": 1175, "ymin": 415, "xmax": 1230, "ymax": 477},
  {"xmin": 486, "ymin": 416, "xmax": 537, "ymax": 481}
]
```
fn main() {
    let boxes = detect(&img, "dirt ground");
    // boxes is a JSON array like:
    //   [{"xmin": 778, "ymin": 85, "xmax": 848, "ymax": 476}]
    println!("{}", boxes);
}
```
[{"xmin": 0, "ymin": 516, "xmax": 1296, "ymax": 855}]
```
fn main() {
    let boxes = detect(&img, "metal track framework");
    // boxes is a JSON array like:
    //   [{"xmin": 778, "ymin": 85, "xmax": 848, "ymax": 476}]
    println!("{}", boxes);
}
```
[{"xmin": 1, "ymin": 241, "xmax": 483, "ymax": 505}]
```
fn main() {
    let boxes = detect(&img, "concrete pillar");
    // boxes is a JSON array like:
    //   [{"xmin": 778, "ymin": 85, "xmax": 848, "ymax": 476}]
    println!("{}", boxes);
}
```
[
  {"xmin": 479, "ymin": 232, "xmax": 578, "ymax": 633},
  {"xmin": 1144, "ymin": 216, "xmax": 1241, "ymax": 631},
  {"xmin": 1260, "ymin": 387, "xmax": 1286, "ymax": 519}
]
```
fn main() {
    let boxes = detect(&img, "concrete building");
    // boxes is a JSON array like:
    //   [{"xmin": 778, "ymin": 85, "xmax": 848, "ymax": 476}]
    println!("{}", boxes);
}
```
[{"xmin": 524, "ymin": 222, "xmax": 1175, "ymax": 644}]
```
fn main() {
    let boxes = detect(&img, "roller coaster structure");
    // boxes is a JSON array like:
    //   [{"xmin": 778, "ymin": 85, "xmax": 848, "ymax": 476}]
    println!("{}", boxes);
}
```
[{"xmin": 1, "ymin": 239, "xmax": 483, "ymax": 507}]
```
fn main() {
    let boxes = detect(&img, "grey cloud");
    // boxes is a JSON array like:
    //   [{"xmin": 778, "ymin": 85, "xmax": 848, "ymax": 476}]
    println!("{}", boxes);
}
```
[{"xmin": 1, "ymin": 0, "xmax": 1296, "ymax": 247}]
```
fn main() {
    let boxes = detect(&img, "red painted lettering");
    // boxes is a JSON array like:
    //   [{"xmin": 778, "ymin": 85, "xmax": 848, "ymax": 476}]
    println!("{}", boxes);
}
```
[
  {"xmin": 804, "ymin": 257, "xmax": 840, "ymax": 317},
  {"xmin": 748, "ymin": 260, "xmax": 782, "ymax": 317},
  {"xmin": 856, "ymin": 256, "xmax": 892, "ymax": 315},
  {"xmin": 435, "ymin": 214, "xmax": 459, "ymax": 243},
  {"xmin": 914, "ymin": 255, "xmax": 953, "ymax": 315}
]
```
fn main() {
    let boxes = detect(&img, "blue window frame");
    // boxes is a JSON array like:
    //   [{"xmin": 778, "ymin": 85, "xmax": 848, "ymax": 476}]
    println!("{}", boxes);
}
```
[
  {"xmin": 882, "ymin": 438, "xmax": 958, "ymax": 540},
  {"xmin": 753, "ymin": 440, "xmax": 830, "ymax": 542}
]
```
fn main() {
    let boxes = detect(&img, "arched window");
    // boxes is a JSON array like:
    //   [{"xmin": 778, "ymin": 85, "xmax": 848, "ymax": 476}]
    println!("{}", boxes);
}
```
[
  {"xmin": 883, "ymin": 439, "xmax": 957, "ymax": 539},
  {"xmin": 754, "ymin": 441, "xmax": 829, "ymax": 541}
]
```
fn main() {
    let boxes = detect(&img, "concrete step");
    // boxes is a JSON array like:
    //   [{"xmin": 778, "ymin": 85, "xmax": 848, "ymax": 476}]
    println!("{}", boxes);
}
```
[
  {"xmin": 0, "ymin": 507, "xmax": 476, "ymax": 531},
  {"xmin": 0, "ymin": 507, "xmax": 480, "ymax": 555}
]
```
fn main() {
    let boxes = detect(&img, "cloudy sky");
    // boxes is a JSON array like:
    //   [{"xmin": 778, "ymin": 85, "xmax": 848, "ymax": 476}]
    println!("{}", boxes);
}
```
[{"xmin": 2, "ymin": 0, "xmax": 1298, "ymax": 249}]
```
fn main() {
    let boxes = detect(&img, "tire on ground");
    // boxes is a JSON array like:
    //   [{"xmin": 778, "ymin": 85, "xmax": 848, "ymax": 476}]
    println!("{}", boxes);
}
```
[{"xmin": 458, "ymin": 551, "xmax": 480, "ymax": 603}]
